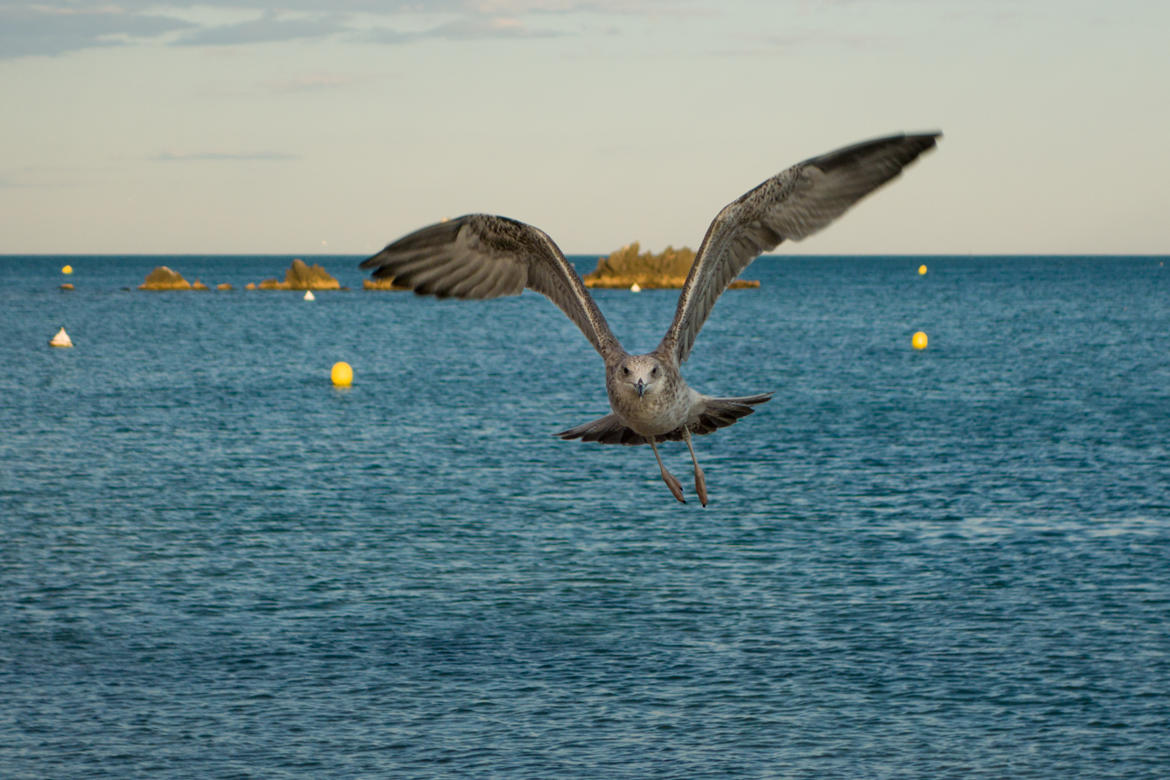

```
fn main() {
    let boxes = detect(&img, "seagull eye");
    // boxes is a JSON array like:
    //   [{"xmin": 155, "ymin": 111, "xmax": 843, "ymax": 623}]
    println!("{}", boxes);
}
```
[
  {"xmin": 651, "ymin": 366, "xmax": 659, "ymax": 376},
  {"xmin": 622, "ymin": 366, "xmax": 630, "ymax": 376}
]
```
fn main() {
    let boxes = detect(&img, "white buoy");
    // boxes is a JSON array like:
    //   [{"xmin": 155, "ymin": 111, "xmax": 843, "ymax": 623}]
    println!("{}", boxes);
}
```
[
  {"xmin": 303, "ymin": 290, "xmax": 316, "ymax": 301},
  {"xmin": 50, "ymin": 327, "xmax": 73, "ymax": 348},
  {"xmin": 630, "ymin": 282, "xmax": 642, "ymax": 293}
]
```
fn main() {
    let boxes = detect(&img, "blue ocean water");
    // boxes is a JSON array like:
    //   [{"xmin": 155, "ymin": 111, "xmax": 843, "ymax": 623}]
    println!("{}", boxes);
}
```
[{"xmin": 1, "ymin": 254, "xmax": 1168, "ymax": 778}]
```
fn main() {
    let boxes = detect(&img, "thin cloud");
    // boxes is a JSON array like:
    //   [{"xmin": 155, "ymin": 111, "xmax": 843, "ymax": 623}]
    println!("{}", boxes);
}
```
[
  {"xmin": 172, "ymin": 10, "xmax": 348, "ymax": 47},
  {"xmin": 261, "ymin": 73, "xmax": 362, "ymax": 93},
  {"xmin": 0, "ymin": 6, "xmax": 195, "ymax": 59},
  {"xmin": 1, "ymin": 0, "xmax": 691, "ymax": 59},
  {"xmin": 362, "ymin": 14, "xmax": 563, "ymax": 45},
  {"xmin": 419, "ymin": 15, "xmax": 562, "ymax": 40},
  {"xmin": 463, "ymin": 0, "xmax": 706, "ymax": 14},
  {"xmin": 152, "ymin": 151, "xmax": 299, "ymax": 162},
  {"xmin": 362, "ymin": 26, "xmax": 414, "ymax": 46},
  {"xmin": 710, "ymin": 30, "xmax": 898, "ymax": 58}
]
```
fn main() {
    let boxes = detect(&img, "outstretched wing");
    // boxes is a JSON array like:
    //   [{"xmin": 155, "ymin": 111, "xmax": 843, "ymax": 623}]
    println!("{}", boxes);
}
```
[
  {"xmin": 361, "ymin": 214, "xmax": 621, "ymax": 358},
  {"xmin": 658, "ymin": 132, "xmax": 940, "ymax": 364}
]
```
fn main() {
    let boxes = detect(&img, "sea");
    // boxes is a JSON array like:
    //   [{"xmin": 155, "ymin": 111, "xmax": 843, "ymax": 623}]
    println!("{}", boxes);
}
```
[{"xmin": 2, "ymin": 254, "xmax": 1168, "ymax": 778}]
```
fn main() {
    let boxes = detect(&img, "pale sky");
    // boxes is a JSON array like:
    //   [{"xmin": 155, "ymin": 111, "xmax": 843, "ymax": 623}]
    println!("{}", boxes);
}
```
[{"xmin": 1, "ymin": 1, "xmax": 1167, "ymax": 255}]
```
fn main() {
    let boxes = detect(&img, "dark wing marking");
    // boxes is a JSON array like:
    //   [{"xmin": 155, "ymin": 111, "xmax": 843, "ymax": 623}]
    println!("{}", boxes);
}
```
[
  {"xmin": 687, "ymin": 393, "xmax": 773, "ymax": 436},
  {"xmin": 658, "ymin": 132, "xmax": 940, "ymax": 364},
  {"xmin": 556, "ymin": 393, "xmax": 773, "ymax": 445},
  {"xmin": 556, "ymin": 413, "xmax": 647, "ymax": 445},
  {"xmin": 361, "ymin": 214, "xmax": 621, "ymax": 358}
]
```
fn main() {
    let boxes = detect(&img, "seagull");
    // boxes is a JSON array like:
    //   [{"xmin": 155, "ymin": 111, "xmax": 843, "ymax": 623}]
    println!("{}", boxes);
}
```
[{"xmin": 362, "ymin": 132, "xmax": 940, "ymax": 505}]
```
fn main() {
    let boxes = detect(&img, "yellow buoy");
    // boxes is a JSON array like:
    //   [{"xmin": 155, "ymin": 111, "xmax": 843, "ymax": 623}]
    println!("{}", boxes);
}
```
[
  {"xmin": 331, "ymin": 361, "xmax": 353, "ymax": 387},
  {"xmin": 912, "ymin": 331, "xmax": 928, "ymax": 350},
  {"xmin": 918, "ymin": 264, "xmax": 927, "ymax": 275},
  {"xmin": 62, "ymin": 264, "xmax": 74, "ymax": 275}
]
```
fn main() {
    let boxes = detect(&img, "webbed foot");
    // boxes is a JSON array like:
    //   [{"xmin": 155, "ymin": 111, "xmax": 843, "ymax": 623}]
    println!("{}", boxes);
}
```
[
  {"xmin": 693, "ymin": 465, "xmax": 708, "ymax": 507},
  {"xmin": 661, "ymin": 467, "xmax": 686, "ymax": 504}
]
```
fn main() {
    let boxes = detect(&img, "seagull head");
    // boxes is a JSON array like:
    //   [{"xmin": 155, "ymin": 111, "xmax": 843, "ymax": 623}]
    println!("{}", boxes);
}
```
[{"xmin": 618, "ymin": 355, "xmax": 664, "ymax": 399}]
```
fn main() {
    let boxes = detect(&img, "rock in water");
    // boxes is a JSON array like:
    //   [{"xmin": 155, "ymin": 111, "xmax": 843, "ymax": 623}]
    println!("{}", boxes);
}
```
[
  {"xmin": 257, "ymin": 259, "xmax": 340, "ymax": 290},
  {"xmin": 362, "ymin": 277, "xmax": 409, "ymax": 291},
  {"xmin": 139, "ymin": 266, "xmax": 192, "ymax": 290},
  {"xmin": 288, "ymin": 258, "xmax": 339, "ymax": 290},
  {"xmin": 583, "ymin": 242, "xmax": 758, "ymax": 290}
]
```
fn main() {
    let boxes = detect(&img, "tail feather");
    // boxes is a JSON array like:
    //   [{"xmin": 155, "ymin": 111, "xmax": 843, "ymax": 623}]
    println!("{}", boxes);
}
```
[{"xmin": 556, "ymin": 392, "xmax": 772, "ymax": 445}]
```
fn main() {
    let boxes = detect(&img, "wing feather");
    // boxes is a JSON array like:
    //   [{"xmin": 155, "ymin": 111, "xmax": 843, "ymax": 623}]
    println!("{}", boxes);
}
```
[
  {"xmin": 444, "ymin": 258, "xmax": 496, "ymax": 299},
  {"xmin": 556, "ymin": 413, "xmax": 647, "ymax": 445},
  {"xmin": 406, "ymin": 254, "xmax": 476, "ymax": 295},
  {"xmin": 658, "ymin": 132, "xmax": 940, "ymax": 363},
  {"xmin": 361, "ymin": 214, "xmax": 621, "ymax": 357}
]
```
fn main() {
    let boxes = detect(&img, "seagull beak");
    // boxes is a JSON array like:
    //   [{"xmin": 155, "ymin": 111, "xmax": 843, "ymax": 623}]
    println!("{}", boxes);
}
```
[{"xmin": 636, "ymin": 378, "xmax": 645, "ymax": 397}]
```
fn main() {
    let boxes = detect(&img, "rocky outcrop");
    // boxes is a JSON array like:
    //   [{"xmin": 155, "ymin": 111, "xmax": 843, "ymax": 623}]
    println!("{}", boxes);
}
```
[
  {"xmin": 362, "ymin": 277, "xmax": 410, "ymax": 291},
  {"xmin": 582, "ymin": 242, "xmax": 759, "ymax": 289},
  {"xmin": 255, "ymin": 258, "xmax": 340, "ymax": 290},
  {"xmin": 139, "ymin": 266, "xmax": 192, "ymax": 290}
]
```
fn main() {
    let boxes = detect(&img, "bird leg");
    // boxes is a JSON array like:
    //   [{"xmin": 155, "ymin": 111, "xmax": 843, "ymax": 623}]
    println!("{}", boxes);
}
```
[
  {"xmin": 648, "ymin": 438, "xmax": 686, "ymax": 504},
  {"xmin": 682, "ymin": 429, "xmax": 708, "ymax": 507}
]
